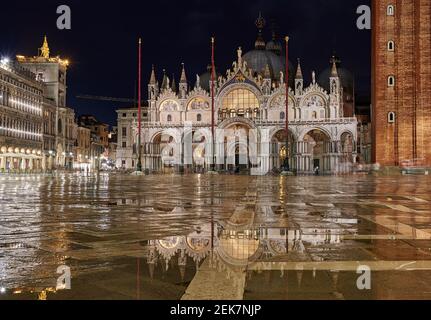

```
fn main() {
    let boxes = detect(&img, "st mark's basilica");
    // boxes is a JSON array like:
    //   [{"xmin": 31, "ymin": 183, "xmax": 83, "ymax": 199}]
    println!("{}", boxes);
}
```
[{"xmin": 116, "ymin": 15, "xmax": 359, "ymax": 174}]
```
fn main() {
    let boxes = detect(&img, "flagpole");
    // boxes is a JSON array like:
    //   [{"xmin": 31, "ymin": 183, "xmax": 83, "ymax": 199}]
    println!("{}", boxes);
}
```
[
  {"xmin": 211, "ymin": 36, "xmax": 216, "ymax": 172},
  {"xmin": 284, "ymin": 36, "xmax": 290, "ymax": 172},
  {"xmin": 137, "ymin": 38, "xmax": 143, "ymax": 172}
]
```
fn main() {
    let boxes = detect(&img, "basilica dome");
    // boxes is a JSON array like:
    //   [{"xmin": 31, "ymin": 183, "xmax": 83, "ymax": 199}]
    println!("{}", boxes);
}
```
[
  {"xmin": 243, "ymin": 49, "xmax": 294, "ymax": 84},
  {"xmin": 266, "ymin": 39, "xmax": 282, "ymax": 55},
  {"xmin": 197, "ymin": 65, "xmax": 220, "ymax": 91}
]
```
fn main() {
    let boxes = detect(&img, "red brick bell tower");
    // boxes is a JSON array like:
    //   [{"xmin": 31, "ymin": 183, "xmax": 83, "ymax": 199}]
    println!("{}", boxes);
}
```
[{"xmin": 372, "ymin": 0, "xmax": 431, "ymax": 167}]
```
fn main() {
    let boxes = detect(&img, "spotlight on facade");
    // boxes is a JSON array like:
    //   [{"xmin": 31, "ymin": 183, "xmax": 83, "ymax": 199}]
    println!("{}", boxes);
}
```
[
  {"xmin": 0, "ymin": 57, "xmax": 10, "ymax": 64},
  {"xmin": 0, "ymin": 287, "xmax": 6, "ymax": 294}
]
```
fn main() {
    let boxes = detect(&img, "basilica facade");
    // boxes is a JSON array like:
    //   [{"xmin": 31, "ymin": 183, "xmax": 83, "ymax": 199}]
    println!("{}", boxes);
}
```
[{"xmin": 116, "ymin": 18, "xmax": 358, "ymax": 174}]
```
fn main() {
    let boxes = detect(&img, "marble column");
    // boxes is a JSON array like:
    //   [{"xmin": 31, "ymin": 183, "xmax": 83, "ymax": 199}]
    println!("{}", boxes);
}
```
[{"xmin": 21, "ymin": 157, "xmax": 26, "ymax": 172}]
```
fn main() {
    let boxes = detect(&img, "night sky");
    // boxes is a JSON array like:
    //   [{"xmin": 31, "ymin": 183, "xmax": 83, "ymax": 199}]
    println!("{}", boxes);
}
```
[{"xmin": 0, "ymin": 0, "xmax": 371, "ymax": 127}]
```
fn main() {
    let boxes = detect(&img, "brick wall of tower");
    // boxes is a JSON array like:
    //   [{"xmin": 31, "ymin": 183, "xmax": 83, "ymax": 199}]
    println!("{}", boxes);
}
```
[
  {"xmin": 372, "ymin": 0, "xmax": 431, "ymax": 166},
  {"xmin": 416, "ymin": 0, "xmax": 431, "ymax": 166}
]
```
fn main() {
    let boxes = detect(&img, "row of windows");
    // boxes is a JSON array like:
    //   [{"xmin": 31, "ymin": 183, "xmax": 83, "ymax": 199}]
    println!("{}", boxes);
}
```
[
  {"xmin": 0, "ymin": 74, "xmax": 43, "ymax": 95},
  {"xmin": 222, "ymin": 89, "xmax": 259, "ymax": 111},
  {"xmin": 386, "ymin": 6, "xmax": 396, "ymax": 90},
  {"xmin": 166, "ymin": 114, "xmax": 203, "ymax": 122},
  {"xmin": 1, "ymin": 87, "xmax": 43, "ymax": 104},
  {"xmin": 0, "ymin": 116, "xmax": 42, "ymax": 141},
  {"xmin": 0, "ymin": 90, "xmax": 43, "ymax": 115},
  {"xmin": 122, "ymin": 112, "xmax": 148, "ymax": 118}
]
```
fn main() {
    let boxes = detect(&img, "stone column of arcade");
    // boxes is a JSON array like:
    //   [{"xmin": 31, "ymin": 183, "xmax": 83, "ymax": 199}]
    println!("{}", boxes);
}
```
[
  {"xmin": 0, "ymin": 156, "xmax": 5, "ymax": 172},
  {"xmin": 41, "ymin": 156, "xmax": 46, "ymax": 172},
  {"xmin": 20, "ymin": 157, "xmax": 26, "ymax": 173}
]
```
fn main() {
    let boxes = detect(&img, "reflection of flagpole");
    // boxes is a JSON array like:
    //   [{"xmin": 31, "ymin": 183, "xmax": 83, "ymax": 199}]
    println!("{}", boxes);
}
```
[
  {"xmin": 137, "ymin": 258, "xmax": 140, "ymax": 300},
  {"xmin": 137, "ymin": 38, "xmax": 143, "ymax": 172},
  {"xmin": 211, "ymin": 37, "xmax": 216, "ymax": 171},
  {"xmin": 285, "ymin": 36, "xmax": 290, "ymax": 171}
]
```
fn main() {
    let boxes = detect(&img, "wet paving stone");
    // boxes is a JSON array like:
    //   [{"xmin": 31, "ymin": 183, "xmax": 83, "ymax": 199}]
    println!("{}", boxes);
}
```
[{"xmin": 0, "ymin": 173, "xmax": 431, "ymax": 300}]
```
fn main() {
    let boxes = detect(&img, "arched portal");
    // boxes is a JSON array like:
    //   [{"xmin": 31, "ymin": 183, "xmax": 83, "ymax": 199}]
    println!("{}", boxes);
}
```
[
  {"xmin": 339, "ymin": 132, "xmax": 355, "ymax": 173},
  {"xmin": 303, "ymin": 129, "xmax": 331, "ymax": 174},
  {"xmin": 223, "ymin": 123, "xmax": 256, "ymax": 173},
  {"xmin": 149, "ymin": 132, "xmax": 179, "ymax": 173},
  {"xmin": 182, "ymin": 130, "xmax": 208, "ymax": 173},
  {"xmin": 270, "ymin": 129, "xmax": 296, "ymax": 172}
]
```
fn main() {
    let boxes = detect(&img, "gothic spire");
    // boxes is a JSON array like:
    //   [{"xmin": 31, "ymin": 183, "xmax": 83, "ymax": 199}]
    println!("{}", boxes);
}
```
[
  {"xmin": 295, "ymin": 58, "xmax": 303, "ymax": 79},
  {"xmin": 40, "ymin": 35, "xmax": 50, "ymax": 59},
  {"xmin": 331, "ymin": 58, "xmax": 339, "ymax": 77},
  {"xmin": 171, "ymin": 73, "xmax": 177, "ymax": 92},
  {"xmin": 161, "ymin": 69, "xmax": 169, "ymax": 89},
  {"xmin": 149, "ymin": 65, "xmax": 157, "ymax": 85},
  {"xmin": 180, "ymin": 63, "xmax": 187, "ymax": 83}
]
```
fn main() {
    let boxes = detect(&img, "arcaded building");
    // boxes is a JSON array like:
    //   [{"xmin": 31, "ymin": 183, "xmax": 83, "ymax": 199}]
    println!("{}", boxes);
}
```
[
  {"xmin": 0, "ymin": 59, "xmax": 44, "ymax": 172},
  {"xmin": 372, "ymin": 1, "xmax": 431, "ymax": 167},
  {"xmin": 116, "ymin": 16, "xmax": 359, "ymax": 174}
]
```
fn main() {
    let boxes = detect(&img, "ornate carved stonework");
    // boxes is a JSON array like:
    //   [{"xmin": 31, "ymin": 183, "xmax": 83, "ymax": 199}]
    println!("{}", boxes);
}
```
[
  {"xmin": 302, "ymin": 95, "xmax": 325, "ymax": 108},
  {"xmin": 160, "ymin": 100, "xmax": 179, "ymax": 112}
]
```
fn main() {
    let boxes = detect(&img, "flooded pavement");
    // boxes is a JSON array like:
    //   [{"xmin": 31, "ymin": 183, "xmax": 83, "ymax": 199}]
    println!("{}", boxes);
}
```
[{"xmin": 1, "ymin": 173, "xmax": 431, "ymax": 300}]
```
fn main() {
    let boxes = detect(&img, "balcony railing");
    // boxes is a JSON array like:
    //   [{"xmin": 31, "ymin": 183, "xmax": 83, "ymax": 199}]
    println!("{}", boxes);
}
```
[{"xmin": 142, "ymin": 117, "xmax": 358, "ymax": 128}]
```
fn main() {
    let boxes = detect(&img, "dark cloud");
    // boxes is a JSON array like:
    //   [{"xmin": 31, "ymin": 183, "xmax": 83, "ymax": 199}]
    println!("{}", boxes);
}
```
[{"xmin": 0, "ymin": 0, "xmax": 371, "ymax": 126}]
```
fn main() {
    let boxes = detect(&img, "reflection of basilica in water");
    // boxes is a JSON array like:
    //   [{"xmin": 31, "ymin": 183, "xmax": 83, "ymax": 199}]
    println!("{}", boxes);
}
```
[
  {"xmin": 146, "ymin": 216, "xmax": 357, "ymax": 281},
  {"xmin": 116, "ymin": 14, "xmax": 359, "ymax": 174}
]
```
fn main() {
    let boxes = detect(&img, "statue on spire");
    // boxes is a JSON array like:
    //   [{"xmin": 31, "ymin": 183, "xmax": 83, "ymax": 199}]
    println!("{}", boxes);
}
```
[
  {"xmin": 40, "ymin": 36, "xmax": 50, "ymax": 59},
  {"xmin": 196, "ymin": 74, "xmax": 201, "ymax": 88},
  {"xmin": 237, "ymin": 47, "xmax": 243, "ymax": 66}
]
